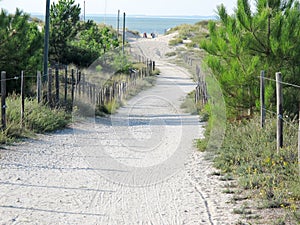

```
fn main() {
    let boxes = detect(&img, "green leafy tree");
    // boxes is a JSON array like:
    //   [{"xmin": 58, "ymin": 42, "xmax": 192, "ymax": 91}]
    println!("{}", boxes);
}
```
[
  {"xmin": 50, "ymin": 1, "xmax": 120, "ymax": 68},
  {"xmin": 49, "ymin": 0, "xmax": 81, "ymax": 64},
  {"xmin": 201, "ymin": 0, "xmax": 300, "ymax": 118},
  {"xmin": 0, "ymin": 8, "xmax": 43, "ymax": 93},
  {"xmin": 69, "ymin": 21, "xmax": 119, "ymax": 67}
]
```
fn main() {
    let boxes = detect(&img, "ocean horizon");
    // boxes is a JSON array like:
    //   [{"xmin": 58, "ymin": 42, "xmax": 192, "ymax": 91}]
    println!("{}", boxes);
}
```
[{"xmin": 32, "ymin": 14, "xmax": 217, "ymax": 35}]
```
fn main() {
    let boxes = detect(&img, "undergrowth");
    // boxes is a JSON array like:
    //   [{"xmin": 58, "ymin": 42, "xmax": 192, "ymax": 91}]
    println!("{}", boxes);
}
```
[
  {"xmin": 201, "ymin": 113, "xmax": 300, "ymax": 224},
  {"xmin": 0, "ymin": 95, "xmax": 71, "ymax": 144}
]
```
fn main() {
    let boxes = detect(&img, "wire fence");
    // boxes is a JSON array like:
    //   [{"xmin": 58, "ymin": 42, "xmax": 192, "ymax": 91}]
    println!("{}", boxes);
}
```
[
  {"xmin": 259, "ymin": 70, "xmax": 300, "ymax": 175},
  {"xmin": 0, "ymin": 53, "xmax": 156, "ymax": 129},
  {"xmin": 178, "ymin": 55, "xmax": 300, "ymax": 175},
  {"xmin": 181, "ymin": 54, "xmax": 208, "ymax": 108}
]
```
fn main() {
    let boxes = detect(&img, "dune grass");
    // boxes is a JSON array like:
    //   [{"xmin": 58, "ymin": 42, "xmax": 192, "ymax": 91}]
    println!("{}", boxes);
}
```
[
  {"xmin": 198, "ymin": 113, "xmax": 300, "ymax": 224},
  {"xmin": 0, "ymin": 95, "xmax": 71, "ymax": 144}
]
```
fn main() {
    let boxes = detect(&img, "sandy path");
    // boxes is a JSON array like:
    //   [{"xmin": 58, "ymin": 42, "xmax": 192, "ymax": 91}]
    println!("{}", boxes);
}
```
[{"xmin": 0, "ymin": 33, "xmax": 239, "ymax": 224}]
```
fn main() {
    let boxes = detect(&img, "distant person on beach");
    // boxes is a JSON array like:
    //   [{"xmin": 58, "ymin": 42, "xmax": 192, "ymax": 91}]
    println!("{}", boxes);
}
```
[
  {"xmin": 143, "ymin": 32, "xmax": 147, "ymax": 38},
  {"xmin": 151, "ymin": 32, "xmax": 155, "ymax": 38}
]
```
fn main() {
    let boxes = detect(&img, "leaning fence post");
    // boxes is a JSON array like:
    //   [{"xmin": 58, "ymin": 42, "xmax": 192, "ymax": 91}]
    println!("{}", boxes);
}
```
[
  {"xmin": 260, "ymin": 70, "xmax": 266, "ymax": 128},
  {"xmin": 21, "ymin": 71, "xmax": 25, "ymax": 129},
  {"xmin": 276, "ymin": 72, "xmax": 283, "ymax": 153},
  {"xmin": 1, "ymin": 71, "xmax": 6, "ymax": 129}
]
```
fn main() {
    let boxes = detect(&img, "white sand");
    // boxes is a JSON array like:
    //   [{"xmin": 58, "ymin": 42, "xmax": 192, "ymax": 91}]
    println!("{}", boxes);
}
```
[{"xmin": 0, "ymin": 33, "xmax": 241, "ymax": 224}]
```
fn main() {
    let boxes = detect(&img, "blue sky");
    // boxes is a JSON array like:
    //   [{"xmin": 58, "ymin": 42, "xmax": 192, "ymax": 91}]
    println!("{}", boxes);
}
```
[{"xmin": 0, "ymin": 0, "xmax": 238, "ymax": 16}]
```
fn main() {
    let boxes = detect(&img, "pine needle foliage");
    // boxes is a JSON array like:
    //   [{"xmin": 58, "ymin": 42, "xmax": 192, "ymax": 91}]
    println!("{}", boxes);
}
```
[{"xmin": 200, "ymin": 0, "xmax": 300, "ymax": 118}]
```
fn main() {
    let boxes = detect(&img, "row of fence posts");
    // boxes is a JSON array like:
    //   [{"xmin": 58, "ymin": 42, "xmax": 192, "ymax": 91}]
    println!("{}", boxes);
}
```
[
  {"xmin": 180, "ymin": 56, "xmax": 300, "ymax": 176},
  {"xmin": 181, "ymin": 54, "xmax": 208, "ymax": 109},
  {"xmin": 0, "ymin": 56, "xmax": 155, "ymax": 130},
  {"xmin": 195, "ymin": 64, "xmax": 208, "ymax": 107}
]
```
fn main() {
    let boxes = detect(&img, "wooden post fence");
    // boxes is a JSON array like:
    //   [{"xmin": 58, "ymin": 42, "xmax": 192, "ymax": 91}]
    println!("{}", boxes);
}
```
[{"xmin": 276, "ymin": 72, "xmax": 283, "ymax": 153}]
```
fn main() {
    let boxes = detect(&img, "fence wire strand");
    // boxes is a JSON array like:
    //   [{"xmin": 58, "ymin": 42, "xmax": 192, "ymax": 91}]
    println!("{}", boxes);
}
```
[
  {"xmin": 264, "ymin": 108, "xmax": 299, "ymax": 130},
  {"xmin": 259, "ymin": 76, "xmax": 300, "ymax": 89}
]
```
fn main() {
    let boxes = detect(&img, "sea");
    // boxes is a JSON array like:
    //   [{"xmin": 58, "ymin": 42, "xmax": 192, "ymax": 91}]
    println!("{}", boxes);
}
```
[{"xmin": 33, "ymin": 14, "xmax": 216, "ymax": 35}]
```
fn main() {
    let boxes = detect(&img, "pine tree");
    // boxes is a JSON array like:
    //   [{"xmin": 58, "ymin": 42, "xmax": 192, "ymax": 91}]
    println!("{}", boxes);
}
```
[
  {"xmin": 0, "ymin": 8, "xmax": 43, "ymax": 93},
  {"xmin": 49, "ymin": 0, "xmax": 81, "ymax": 64},
  {"xmin": 201, "ymin": 0, "xmax": 300, "ymax": 118}
]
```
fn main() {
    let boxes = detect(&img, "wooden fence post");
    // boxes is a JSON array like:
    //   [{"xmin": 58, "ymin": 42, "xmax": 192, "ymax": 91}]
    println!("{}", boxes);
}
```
[
  {"xmin": 71, "ymin": 69, "xmax": 75, "ymax": 106},
  {"xmin": 93, "ymin": 84, "xmax": 96, "ymax": 104},
  {"xmin": 37, "ymin": 71, "xmax": 42, "ymax": 103},
  {"xmin": 77, "ymin": 70, "xmax": 81, "ymax": 96},
  {"xmin": 47, "ymin": 68, "xmax": 52, "ymax": 106},
  {"xmin": 21, "ymin": 71, "xmax": 25, "ymax": 129},
  {"xmin": 122, "ymin": 12, "xmax": 126, "ymax": 54},
  {"xmin": 260, "ymin": 70, "xmax": 266, "ymax": 128},
  {"xmin": 64, "ymin": 66, "xmax": 68, "ymax": 105},
  {"xmin": 1, "ymin": 71, "xmax": 6, "ymax": 129},
  {"xmin": 82, "ymin": 73, "xmax": 86, "ymax": 97},
  {"xmin": 55, "ymin": 64, "xmax": 59, "ymax": 105},
  {"xmin": 276, "ymin": 72, "xmax": 283, "ymax": 153}
]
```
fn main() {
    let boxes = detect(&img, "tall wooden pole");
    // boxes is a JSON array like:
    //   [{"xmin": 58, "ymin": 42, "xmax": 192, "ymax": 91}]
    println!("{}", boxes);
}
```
[
  {"xmin": 84, "ymin": 0, "xmax": 86, "ymax": 22},
  {"xmin": 117, "ymin": 9, "xmax": 120, "ymax": 38},
  {"xmin": 122, "ymin": 12, "xmax": 126, "ymax": 54},
  {"xmin": 43, "ymin": 0, "xmax": 50, "ymax": 83},
  {"xmin": 276, "ymin": 72, "xmax": 283, "ymax": 153},
  {"xmin": 260, "ymin": 70, "xmax": 266, "ymax": 128}
]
